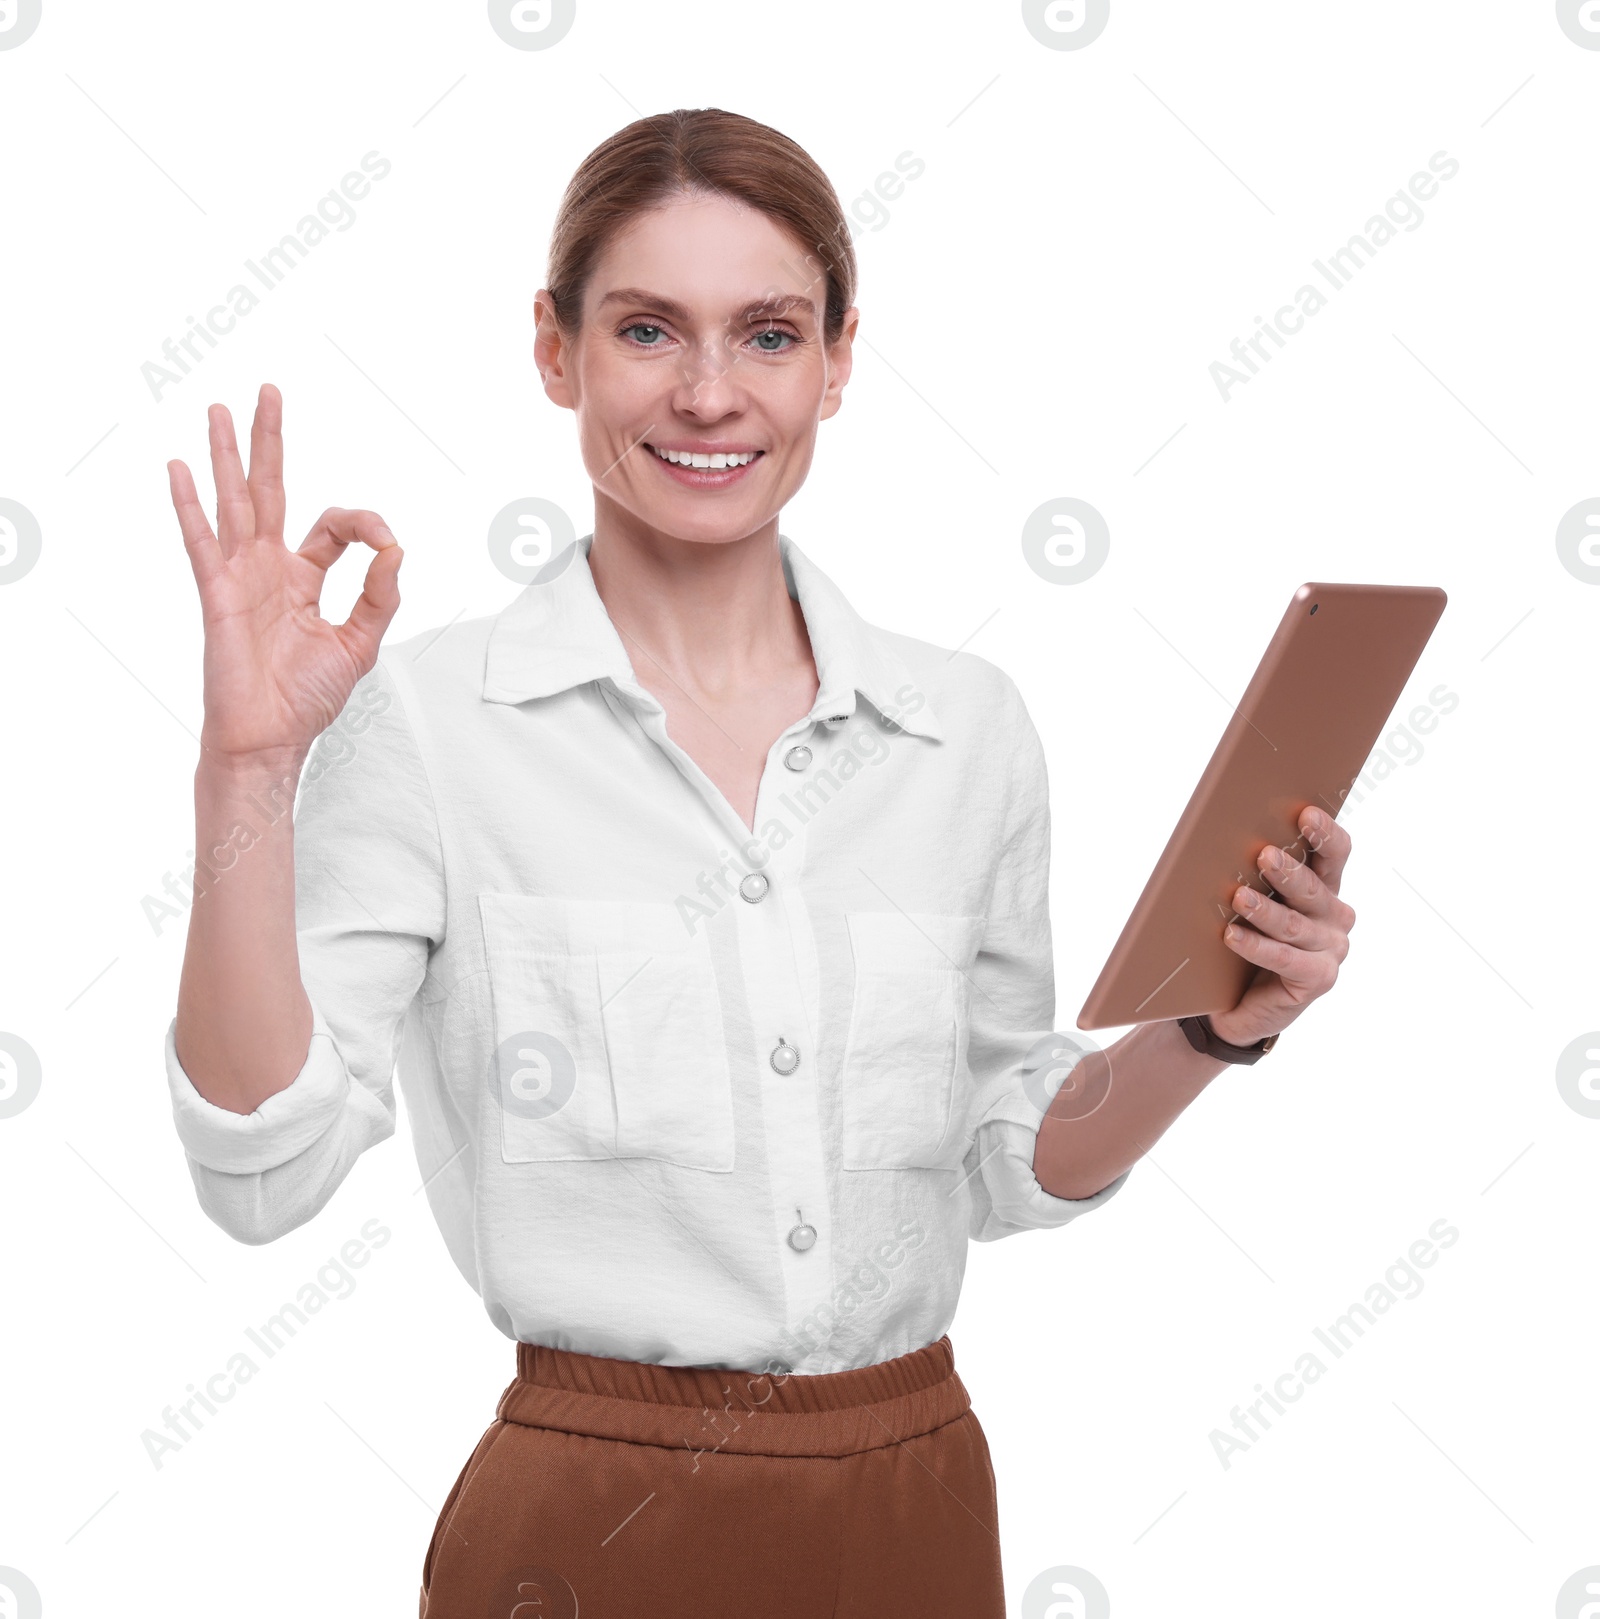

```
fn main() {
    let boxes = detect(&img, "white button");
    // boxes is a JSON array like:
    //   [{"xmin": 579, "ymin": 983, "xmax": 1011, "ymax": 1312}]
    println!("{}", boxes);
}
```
[
  {"xmin": 786, "ymin": 1222, "xmax": 817, "ymax": 1253},
  {"xmin": 783, "ymin": 745, "xmax": 812, "ymax": 771},
  {"xmin": 769, "ymin": 1039, "xmax": 800, "ymax": 1075},
  {"xmin": 738, "ymin": 871, "xmax": 770, "ymax": 903}
]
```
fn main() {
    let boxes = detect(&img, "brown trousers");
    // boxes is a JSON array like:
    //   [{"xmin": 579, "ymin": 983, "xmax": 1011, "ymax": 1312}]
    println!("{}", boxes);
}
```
[{"xmin": 418, "ymin": 1334, "xmax": 1006, "ymax": 1617}]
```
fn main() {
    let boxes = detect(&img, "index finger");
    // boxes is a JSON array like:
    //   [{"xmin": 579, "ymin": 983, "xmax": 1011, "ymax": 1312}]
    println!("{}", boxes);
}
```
[{"xmin": 294, "ymin": 506, "xmax": 399, "ymax": 574}]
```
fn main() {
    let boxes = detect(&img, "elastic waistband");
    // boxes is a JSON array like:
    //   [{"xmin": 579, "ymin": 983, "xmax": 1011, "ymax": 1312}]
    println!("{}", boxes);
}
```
[{"xmin": 497, "ymin": 1335, "xmax": 970, "ymax": 1459}]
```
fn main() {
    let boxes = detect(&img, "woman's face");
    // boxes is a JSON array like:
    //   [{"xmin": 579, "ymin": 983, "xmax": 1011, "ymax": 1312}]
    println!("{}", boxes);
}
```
[{"xmin": 535, "ymin": 191, "xmax": 857, "ymax": 548}]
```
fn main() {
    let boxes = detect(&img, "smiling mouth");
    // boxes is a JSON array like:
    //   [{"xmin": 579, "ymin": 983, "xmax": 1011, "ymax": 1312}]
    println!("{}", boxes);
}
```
[{"xmin": 646, "ymin": 444, "xmax": 765, "ymax": 470}]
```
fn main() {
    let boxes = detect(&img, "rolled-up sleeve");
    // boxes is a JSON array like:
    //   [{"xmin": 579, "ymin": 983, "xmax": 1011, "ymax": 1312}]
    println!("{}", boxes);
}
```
[
  {"xmin": 961, "ymin": 675, "xmax": 1131, "ymax": 1242},
  {"xmin": 164, "ymin": 656, "xmax": 446, "ymax": 1244}
]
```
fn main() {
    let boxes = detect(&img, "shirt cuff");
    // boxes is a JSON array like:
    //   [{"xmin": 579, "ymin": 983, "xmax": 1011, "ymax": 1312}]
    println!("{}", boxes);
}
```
[
  {"xmin": 970, "ymin": 1117, "xmax": 1131, "ymax": 1239},
  {"xmin": 164, "ymin": 1004, "xmax": 352, "ymax": 1175}
]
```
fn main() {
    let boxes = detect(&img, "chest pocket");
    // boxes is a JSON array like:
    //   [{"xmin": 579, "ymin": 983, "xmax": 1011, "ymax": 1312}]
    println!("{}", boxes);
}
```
[
  {"xmin": 478, "ymin": 894, "xmax": 735, "ymax": 1172},
  {"xmin": 840, "ymin": 910, "xmax": 986, "ymax": 1171}
]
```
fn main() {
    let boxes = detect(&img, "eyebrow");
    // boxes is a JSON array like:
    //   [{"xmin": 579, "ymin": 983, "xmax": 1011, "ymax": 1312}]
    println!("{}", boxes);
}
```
[{"xmin": 593, "ymin": 287, "xmax": 818, "ymax": 324}]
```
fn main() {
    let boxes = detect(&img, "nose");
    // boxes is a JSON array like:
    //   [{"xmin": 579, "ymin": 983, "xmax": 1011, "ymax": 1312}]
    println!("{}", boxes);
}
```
[{"xmin": 670, "ymin": 327, "xmax": 747, "ymax": 419}]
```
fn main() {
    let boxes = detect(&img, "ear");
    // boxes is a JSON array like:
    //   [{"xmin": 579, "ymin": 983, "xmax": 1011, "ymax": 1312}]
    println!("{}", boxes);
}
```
[
  {"xmin": 534, "ymin": 291, "xmax": 577, "ymax": 410},
  {"xmin": 818, "ymin": 305, "xmax": 858, "ymax": 423}
]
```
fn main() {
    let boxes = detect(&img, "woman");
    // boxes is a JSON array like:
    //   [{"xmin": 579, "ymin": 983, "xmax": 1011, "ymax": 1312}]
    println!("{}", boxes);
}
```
[{"xmin": 162, "ymin": 109, "xmax": 1355, "ymax": 1617}]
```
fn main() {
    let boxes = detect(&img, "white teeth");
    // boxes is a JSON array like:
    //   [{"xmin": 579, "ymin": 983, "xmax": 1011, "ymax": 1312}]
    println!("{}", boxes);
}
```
[{"xmin": 651, "ymin": 446, "xmax": 758, "ymax": 468}]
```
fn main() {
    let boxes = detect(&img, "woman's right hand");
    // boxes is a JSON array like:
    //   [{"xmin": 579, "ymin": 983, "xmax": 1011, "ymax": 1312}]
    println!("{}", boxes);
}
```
[{"xmin": 167, "ymin": 382, "xmax": 404, "ymax": 767}]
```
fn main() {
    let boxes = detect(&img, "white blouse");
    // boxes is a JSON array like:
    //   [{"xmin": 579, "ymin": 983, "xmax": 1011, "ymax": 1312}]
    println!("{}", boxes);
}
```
[{"xmin": 163, "ymin": 533, "xmax": 1130, "ymax": 1375}]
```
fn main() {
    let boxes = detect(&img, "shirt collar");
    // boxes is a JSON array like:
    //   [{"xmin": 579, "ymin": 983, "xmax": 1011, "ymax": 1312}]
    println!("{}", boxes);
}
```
[{"xmin": 481, "ymin": 532, "xmax": 943, "ymax": 741}]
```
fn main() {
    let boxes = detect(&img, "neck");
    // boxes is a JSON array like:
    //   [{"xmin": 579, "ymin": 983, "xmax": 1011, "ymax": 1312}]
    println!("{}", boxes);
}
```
[{"xmin": 586, "ymin": 493, "xmax": 814, "ymax": 699}]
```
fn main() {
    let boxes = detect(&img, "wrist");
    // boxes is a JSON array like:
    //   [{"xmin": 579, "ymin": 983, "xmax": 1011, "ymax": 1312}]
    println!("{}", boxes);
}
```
[
  {"xmin": 194, "ymin": 744, "xmax": 307, "ymax": 798},
  {"xmin": 1203, "ymin": 1010, "xmax": 1263, "ymax": 1048},
  {"xmin": 1179, "ymin": 1012, "xmax": 1281, "ymax": 1065}
]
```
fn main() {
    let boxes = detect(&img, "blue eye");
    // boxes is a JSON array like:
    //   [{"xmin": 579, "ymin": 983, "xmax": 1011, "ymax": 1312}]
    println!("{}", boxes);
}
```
[
  {"xmin": 752, "ymin": 329, "xmax": 793, "ymax": 352},
  {"xmin": 623, "ymin": 323, "xmax": 666, "ymax": 345}
]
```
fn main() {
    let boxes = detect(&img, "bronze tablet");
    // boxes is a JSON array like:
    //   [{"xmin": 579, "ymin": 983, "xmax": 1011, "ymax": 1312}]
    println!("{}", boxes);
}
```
[{"xmin": 1075, "ymin": 581, "xmax": 1447, "ymax": 1030}]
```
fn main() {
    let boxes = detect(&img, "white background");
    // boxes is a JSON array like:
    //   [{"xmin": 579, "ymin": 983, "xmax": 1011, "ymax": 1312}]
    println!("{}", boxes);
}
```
[{"xmin": 1, "ymin": 1, "xmax": 1595, "ymax": 1615}]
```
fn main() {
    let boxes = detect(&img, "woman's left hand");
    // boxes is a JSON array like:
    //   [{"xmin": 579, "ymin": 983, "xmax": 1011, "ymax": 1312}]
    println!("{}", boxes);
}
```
[{"xmin": 1206, "ymin": 806, "xmax": 1356, "ymax": 1048}]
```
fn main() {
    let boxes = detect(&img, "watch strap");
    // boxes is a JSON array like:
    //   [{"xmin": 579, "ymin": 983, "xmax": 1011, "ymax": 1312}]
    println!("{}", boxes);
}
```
[{"xmin": 1178, "ymin": 1013, "xmax": 1279, "ymax": 1065}]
